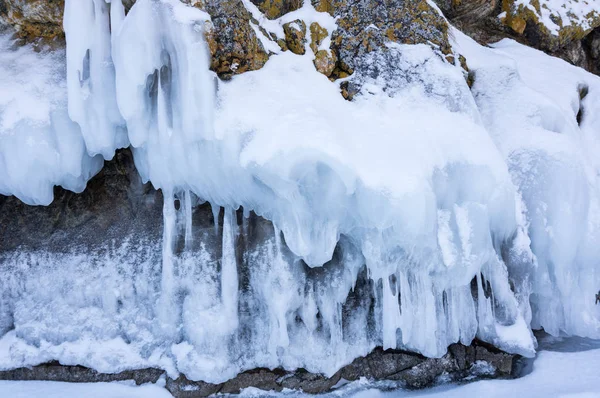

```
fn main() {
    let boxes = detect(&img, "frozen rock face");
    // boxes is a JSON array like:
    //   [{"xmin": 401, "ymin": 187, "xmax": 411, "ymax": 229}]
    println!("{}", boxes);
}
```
[{"xmin": 1, "ymin": 0, "xmax": 600, "ymax": 391}]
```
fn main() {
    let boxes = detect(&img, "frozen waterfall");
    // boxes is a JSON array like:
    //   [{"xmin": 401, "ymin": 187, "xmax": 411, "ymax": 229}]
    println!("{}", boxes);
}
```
[{"xmin": 0, "ymin": 0, "xmax": 599, "ymax": 385}]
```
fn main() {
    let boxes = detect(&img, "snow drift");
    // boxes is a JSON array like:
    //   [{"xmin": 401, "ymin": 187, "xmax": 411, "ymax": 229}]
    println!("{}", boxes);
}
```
[{"xmin": 0, "ymin": 0, "xmax": 599, "ymax": 384}]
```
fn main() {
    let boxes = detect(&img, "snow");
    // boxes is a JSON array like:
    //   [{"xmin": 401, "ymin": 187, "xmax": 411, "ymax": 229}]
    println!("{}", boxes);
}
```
[
  {"xmin": 0, "ymin": 380, "xmax": 172, "ymax": 398},
  {"xmin": 0, "ymin": 0, "xmax": 600, "ymax": 388}
]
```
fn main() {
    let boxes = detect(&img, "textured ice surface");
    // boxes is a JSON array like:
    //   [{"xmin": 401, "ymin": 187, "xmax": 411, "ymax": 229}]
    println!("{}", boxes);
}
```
[
  {"xmin": 0, "ymin": 0, "xmax": 599, "ymax": 386},
  {"xmin": 0, "ymin": 33, "xmax": 103, "ymax": 205},
  {"xmin": 452, "ymin": 29, "xmax": 600, "ymax": 341}
]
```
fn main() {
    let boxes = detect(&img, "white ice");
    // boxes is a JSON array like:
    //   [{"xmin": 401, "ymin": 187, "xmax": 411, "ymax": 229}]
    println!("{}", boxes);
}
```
[
  {"xmin": 0, "ymin": 33, "xmax": 103, "ymax": 205},
  {"xmin": 0, "ymin": 0, "xmax": 599, "ymax": 386}
]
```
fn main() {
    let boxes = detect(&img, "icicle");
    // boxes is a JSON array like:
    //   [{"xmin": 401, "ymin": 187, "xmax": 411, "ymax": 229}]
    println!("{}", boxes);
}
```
[
  {"xmin": 184, "ymin": 190, "xmax": 193, "ymax": 246},
  {"xmin": 221, "ymin": 207, "xmax": 239, "ymax": 331},
  {"xmin": 109, "ymin": 0, "xmax": 125, "ymax": 38},
  {"xmin": 64, "ymin": 0, "xmax": 126, "ymax": 158},
  {"xmin": 382, "ymin": 273, "xmax": 401, "ymax": 349},
  {"xmin": 270, "ymin": 225, "xmax": 290, "ymax": 351},
  {"xmin": 211, "ymin": 202, "xmax": 220, "ymax": 235},
  {"xmin": 158, "ymin": 189, "xmax": 178, "ymax": 337}
]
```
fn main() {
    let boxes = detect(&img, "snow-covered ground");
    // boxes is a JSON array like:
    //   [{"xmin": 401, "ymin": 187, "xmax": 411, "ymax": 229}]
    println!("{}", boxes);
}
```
[
  {"xmin": 0, "ymin": 379, "xmax": 171, "ymax": 398},
  {"xmin": 1, "ymin": 337, "xmax": 599, "ymax": 397}
]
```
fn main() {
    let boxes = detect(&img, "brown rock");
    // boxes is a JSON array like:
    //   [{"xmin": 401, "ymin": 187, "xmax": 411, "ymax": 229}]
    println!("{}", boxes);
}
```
[
  {"xmin": 283, "ymin": 19, "xmax": 306, "ymax": 55},
  {"xmin": 249, "ymin": 0, "xmax": 303, "ymax": 19}
]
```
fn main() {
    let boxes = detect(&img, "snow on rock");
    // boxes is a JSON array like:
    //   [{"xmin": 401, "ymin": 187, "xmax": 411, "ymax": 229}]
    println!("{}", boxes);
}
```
[
  {"xmin": 511, "ymin": 0, "xmax": 600, "ymax": 36},
  {"xmin": 0, "ymin": 0, "xmax": 600, "ymax": 387}
]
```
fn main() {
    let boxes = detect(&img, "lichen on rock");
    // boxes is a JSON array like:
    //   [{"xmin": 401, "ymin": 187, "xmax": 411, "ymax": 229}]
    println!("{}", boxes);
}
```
[
  {"xmin": 0, "ymin": 0, "xmax": 65, "ymax": 42},
  {"xmin": 501, "ymin": 0, "xmax": 600, "ymax": 51},
  {"xmin": 282, "ymin": 18, "xmax": 306, "ymax": 54},
  {"xmin": 249, "ymin": 0, "xmax": 303, "ymax": 19}
]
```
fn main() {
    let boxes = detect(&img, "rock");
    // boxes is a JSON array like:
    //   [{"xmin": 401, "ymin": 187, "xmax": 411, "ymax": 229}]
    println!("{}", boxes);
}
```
[
  {"xmin": 0, "ymin": 0, "xmax": 64, "ymax": 42},
  {"xmin": 0, "ymin": 362, "xmax": 164, "ymax": 385},
  {"xmin": 199, "ymin": 0, "xmax": 270, "ymax": 79},
  {"xmin": 0, "ymin": 342, "xmax": 518, "ymax": 396},
  {"xmin": 367, "ymin": 349, "xmax": 425, "ymax": 379},
  {"xmin": 474, "ymin": 344, "xmax": 514, "ymax": 375},
  {"xmin": 309, "ymin": 22, "xmax": 337, "ymax": 76},
  {"xmin": 249, "ymin": 0, "xmax": 303, "ymax": 19},
  {"xmin": 0, "ymin": 148, "xmax": 163, "ymax": 252},
  {"xmin": 433, "ymin": 0, "xmax": 498, "ymax": 23},
  {"xmin": 278, "ymin": 369, "xmax": 342, "ymax": 393},
  {"xmin": 391, "ymin": 354, "xmax": 458, "ymax": 389},
  {"xmin": 310, "ymin": 0, "xmax": 453, "ymax": 98},
  {"xmin": 219, "ymin": 368, "xmax": 283, "ymax": 394},
  {"xmin": 166, "ymin": 376, "xmax": 221, "ymax": 398},
  {"xmin": 283, "ymin": 19, "xmax": 306, "ymax": 55},
  {"xmin": 313, "ymin": 49, "xmax": 337, "ymax": 76}
]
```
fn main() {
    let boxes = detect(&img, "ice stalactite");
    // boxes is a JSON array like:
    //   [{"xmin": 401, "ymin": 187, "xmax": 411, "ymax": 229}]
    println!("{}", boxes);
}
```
[{"xmin": 64, "ymin": 0, "xmax": 128, "ymax": 159}]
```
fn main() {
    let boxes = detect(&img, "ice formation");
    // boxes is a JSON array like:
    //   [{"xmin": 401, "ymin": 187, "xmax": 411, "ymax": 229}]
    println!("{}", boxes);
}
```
[
  {"xmin": 0, "ymin": 0, "xmax": 599, "ymax": 385},
  {"xmin": 0, "ymin": 33, "xmax": 103, "ymax": 205}
]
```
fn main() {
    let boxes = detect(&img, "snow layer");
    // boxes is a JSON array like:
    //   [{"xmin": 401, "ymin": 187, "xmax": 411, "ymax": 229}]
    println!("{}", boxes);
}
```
[
  {"xmin": 0, "ymin": 0, "xmax": 600, "ymax": 386},
  {"xmin": 0, "ymin": 380, "xmax": 172, "ymax": 398}
]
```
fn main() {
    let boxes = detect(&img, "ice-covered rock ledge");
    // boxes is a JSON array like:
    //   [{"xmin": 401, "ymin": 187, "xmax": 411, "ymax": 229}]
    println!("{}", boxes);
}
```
[
  {"xmin": 1, "ymin": 0, "xmax": 600, "ymax": 391},
  {"xmin": 0, "ymin": 341, "xmax": 515, "ymax": 397}
]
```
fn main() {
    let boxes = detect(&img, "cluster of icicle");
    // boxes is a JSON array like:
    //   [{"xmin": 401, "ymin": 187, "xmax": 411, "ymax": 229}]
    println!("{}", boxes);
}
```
[{"xmin": 0, "ymin": 0, "xmax": 599, "ymax": 384}]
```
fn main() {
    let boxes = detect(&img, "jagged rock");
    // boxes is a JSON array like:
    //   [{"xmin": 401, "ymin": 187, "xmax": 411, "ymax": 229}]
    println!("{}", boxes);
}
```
[
  {"xmin": 166, "ymin": 376, "xmax": 221, "ymax": 398},
  {"xmin": 309, "ymin": 22, "xmax": 337, "ymax": 76},
  {"xmin": 391, "ymin": 354, "xmax": 459, "ymax": 388},
  {"xmin": 0, "ymin": 362, "xmax": 164, "ymax": 385},
  {"xmin": 278, "ymin": 369, "xmax": 342, "ymax": 393},
  {"xmin": 474, "ymin": 344, "xmax": 514, "ymax": 374},
  {"xmin": 338, "ymin": 348, "xmax": 424, "ymax": 381},
  {"xmin": 283, "ymin": 19, "xmax": 306, "ymax": 55},
  {"xmin": 249, "ymin": 0, "xmax": 303, "ymax": 19},
  {"xmin": 433, "ymin": 0, "xmax": 498, "ymax": 23},
  {"xmin": 219, "ymin": 369, "xmax": 284, "ymax": 394},
  {"xmin": 0, "ymin": 0, "xmax": 64, "ymax": 42},
  {"xmin": 198, "ymin": 0, "xmax": 270, "ymax": 79},
  {"xmin": 310, "ymin": 0, "xmax": 452, "ymax": 98}
]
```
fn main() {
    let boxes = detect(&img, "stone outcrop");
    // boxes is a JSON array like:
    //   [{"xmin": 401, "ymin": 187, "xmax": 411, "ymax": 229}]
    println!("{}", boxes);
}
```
[
  {"xmin": 0, "ymin": 341, "xmax": 517, "ymax": 396},
  {"xmin": 249, "ymin": 0, "xmax": 303, "ymax": 19},
  {"xmin": 200, "ymin": 0, "xmax": 270, "ymax": 79},
  {"xmin": 0, "ymin": 0, "xmax": 64, "ymax": 42}
]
